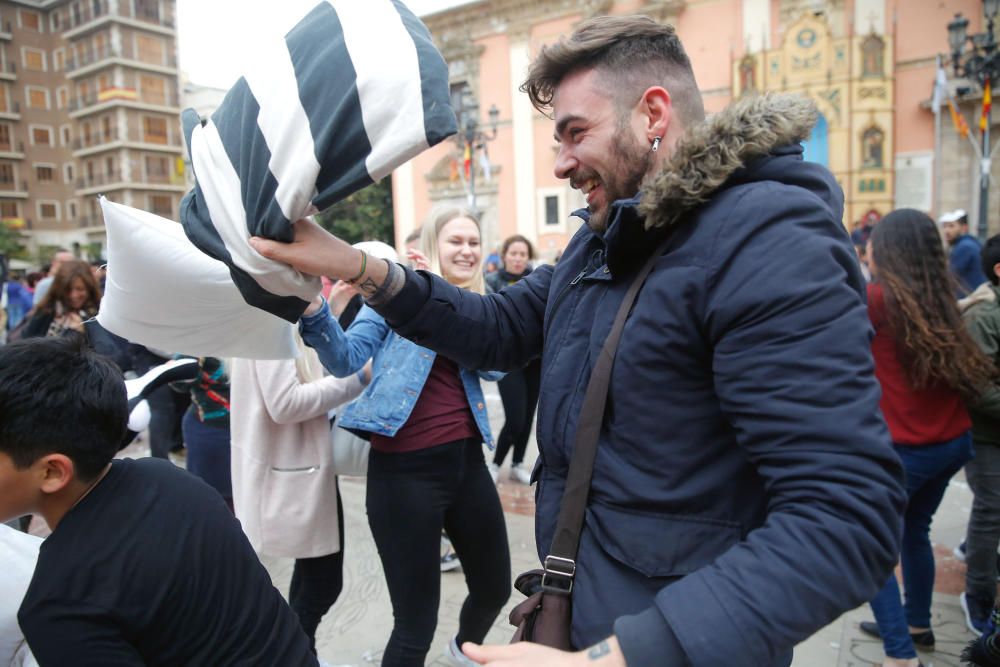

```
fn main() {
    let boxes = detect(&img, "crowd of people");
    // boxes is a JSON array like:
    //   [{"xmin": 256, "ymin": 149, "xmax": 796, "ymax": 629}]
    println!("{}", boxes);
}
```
[{"xmin": 4, "ymin": 11, "xmax": 1000, "ymax": 667}]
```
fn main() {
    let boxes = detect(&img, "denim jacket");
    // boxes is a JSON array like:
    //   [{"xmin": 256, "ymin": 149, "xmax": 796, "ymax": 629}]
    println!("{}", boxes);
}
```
[{"xmin": 299, "ymin": 300, "xmax": 502, "ymax": 446}]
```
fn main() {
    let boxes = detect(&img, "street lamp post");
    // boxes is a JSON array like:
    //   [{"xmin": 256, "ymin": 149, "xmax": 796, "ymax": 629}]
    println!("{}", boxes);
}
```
[
  {"xmin": 948, "ymin": 0, "xmax": 1000, "ymax": 240},
  {"xmin": 455, "ymin": 92, "xmax": 499, "ymax": 215}
]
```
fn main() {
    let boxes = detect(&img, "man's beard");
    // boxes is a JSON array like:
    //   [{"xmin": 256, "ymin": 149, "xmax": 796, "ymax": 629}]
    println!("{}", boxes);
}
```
[{"xmin": 586, "ymin": 126, "xmax": 653, "ymax": 234}]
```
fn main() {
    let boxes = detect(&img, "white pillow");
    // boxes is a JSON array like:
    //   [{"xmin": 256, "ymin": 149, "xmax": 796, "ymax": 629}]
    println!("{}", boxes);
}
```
[{"xmin": 97, "ymin": 197, "xmax": 298, "ymax": 359}]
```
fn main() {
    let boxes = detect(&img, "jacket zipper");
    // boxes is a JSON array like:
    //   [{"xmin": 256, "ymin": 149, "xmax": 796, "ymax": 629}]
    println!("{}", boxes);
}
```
[{"xmin": 543, "ymin": 268, "xmax": 587, "ymax": 340}]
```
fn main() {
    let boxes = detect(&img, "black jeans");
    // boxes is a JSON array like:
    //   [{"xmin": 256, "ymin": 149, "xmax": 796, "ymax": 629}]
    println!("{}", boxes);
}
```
[
  {"xmin": 146, "ymin": 385, "xmax": 190, "ymax": 459},
  {"xmin": 289, "ymin": 483, "xmax": 345, "ymax": 653},
  {"xmin": 367, "ymin": 438, "xmax": 511, "ymax": 667},
  {"xmin": 493, "ymin": 360, "xmax": 541, "ymax": 466},
  {"xmin": 965, "ymin": 440, "xmax": 1000, "ymax": 601}
]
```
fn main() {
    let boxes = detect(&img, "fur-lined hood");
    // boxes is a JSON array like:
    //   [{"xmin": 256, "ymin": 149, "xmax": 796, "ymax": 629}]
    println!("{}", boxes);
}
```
[{"xmin": 638, "ymin": 93, "xmax": 821, "ymax": 230}]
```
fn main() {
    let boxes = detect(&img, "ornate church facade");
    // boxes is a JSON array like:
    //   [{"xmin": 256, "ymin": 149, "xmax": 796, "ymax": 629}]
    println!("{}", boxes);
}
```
[{"xmin": 391, "ymin": 0, "xmax": 980, "ymax": 258}]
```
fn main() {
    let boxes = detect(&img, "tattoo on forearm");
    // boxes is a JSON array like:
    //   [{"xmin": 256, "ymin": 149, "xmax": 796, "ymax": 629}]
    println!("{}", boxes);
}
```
[
  {"xmin": 357, "ymin": 277, "xmax": 379, "ymax": 297},
  {"xmin": 587, "ymin": 641, "xmax": 611, "ymax": 661}
]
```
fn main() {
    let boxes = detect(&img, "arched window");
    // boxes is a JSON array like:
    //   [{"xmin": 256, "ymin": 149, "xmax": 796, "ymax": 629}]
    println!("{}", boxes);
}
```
[
  {"xmin": 739, "ymin": 56, "xmax": 756, "ymax": 95},
  {"xmin": 802, "ymin": 112, "xmax": 828, "ymax": 168},
  {"xmin": 862, "ymin": 35, "xmax": 884, "ymax": 78},
  {"xmin": 862, "ymin": 126, "xmax": 884, "ymax": 169}
]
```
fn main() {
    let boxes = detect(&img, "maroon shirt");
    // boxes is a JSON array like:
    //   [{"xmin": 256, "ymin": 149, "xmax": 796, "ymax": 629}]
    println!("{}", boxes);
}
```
[
  {"xmin": 370, "ymin": 355, "xmax": 479, "ymax": 453},
  {"xmin": 868, "ymin": 283, "xmax": 970, "ymax": 445}
]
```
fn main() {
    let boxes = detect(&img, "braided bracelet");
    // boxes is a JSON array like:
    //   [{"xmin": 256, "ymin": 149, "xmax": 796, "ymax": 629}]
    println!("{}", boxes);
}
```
[{"xmin": 345, "ymin": 249, "xmax": 368, "ymax": 284}]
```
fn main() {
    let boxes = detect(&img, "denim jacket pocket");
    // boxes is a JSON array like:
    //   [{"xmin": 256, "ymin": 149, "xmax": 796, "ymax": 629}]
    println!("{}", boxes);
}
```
[{"xmin": 585, "ymin": 501, "xmax": 742, "ymax": 578}]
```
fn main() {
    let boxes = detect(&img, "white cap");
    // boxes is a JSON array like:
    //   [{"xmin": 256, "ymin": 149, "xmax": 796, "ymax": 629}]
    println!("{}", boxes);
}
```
[
  {"xmin": 939, "ymin": 209, "xmax": 968, "ymax": 224},
  {"xmin": 353, "ymin": 240, "xmax": 399, "ymax": 264}
]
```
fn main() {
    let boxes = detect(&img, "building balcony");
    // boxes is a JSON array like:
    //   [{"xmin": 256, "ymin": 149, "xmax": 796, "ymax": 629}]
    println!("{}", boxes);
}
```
[
  {"xmin": 0, "ymin": 141, "xmax": 27, "ymax": 159},
  {"xmin": 67, "ymin": 47, "xmax": 178, "ymax": 79},
  {"xmin": 63, "ymin": 0, "xmax": 175, "ymax": 39},
  {"xmin": 0, "ymin": 180, "xmax": 30, "ymax": 198},
  {"xmin": 68, "ymin": 90, "xmax": 181, "ymax": 118},
  {"xmin": 76, "ymin": 214, "xmax": 105, "ymax": 229},
  {"xmin": 72, "ymin": 128, "xmax": 120, "ymax": 155},
  {"xmin": 0, "ymin": 60, "xmax": 16, "ymax": 81},
  {"xmin": 0, "ymin": 101, "xmax": 21, "ymax": 121}
]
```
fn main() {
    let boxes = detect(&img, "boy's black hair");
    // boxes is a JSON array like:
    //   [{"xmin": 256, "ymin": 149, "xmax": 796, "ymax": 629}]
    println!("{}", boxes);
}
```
[
  {"xmin": 983, "ymin": 234, "xmax": 1000, "ymax": 286},
  {"xmin": 0, "ymin": 334, "xmax": 126, "ymax": 481}
]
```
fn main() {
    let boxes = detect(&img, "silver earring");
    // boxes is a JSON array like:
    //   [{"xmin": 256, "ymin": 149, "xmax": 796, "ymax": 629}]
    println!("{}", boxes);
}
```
[{"xmin": 651, "ymin": 136, "xmax": 662, "ymax": 152}]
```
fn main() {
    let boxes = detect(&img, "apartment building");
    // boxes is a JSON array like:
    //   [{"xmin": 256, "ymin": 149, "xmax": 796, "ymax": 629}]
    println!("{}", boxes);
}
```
[{"xmin": 0, "ymin": 0, "xmax": 182, "ymax": 258}]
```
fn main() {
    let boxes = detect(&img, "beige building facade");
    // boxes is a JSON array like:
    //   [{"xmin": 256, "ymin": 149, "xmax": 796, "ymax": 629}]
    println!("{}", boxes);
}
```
[
  {"xmin": 393, "ymin": 0, "xmax": 985, "ymax": 256},
  {"xmin": 0, "ymin": 0, "xmax": 182, "ymax": 260}
]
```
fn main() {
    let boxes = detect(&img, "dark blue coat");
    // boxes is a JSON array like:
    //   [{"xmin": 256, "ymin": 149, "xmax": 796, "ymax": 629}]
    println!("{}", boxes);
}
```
[{"xmin": 375, "ymin": 95, "xmax": 904, "ymax": 666}]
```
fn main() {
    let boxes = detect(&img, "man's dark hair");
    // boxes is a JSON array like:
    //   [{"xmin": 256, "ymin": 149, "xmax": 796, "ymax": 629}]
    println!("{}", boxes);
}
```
[
  {"xmin": 983, "ymin": 234, "xmax": 1000, "ymax": 286},
  {"xmin": 0, "ymin": 334, "xmax": 126, "ymax": 480},
  {"xmin": 521, "ymin": 15, "xmax": 704, "ymax": 126}
]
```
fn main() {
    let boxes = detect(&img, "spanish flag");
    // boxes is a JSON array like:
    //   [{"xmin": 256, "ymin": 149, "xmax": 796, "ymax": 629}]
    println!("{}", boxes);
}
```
[
  {"xmin": 463, "ymin": 140, "xmax": 472, "ymax": 181},
  {"xmin": 950, "ymin": 98, "xmax": 970, "ymax": 139},
  {"xmin": 982, "ymin": 78, "xmax": 992, "ymax": 134}
]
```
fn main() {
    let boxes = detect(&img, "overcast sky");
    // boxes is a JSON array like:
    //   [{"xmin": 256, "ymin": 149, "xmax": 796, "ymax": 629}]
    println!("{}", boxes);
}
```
[{"xmin": 176, "ymin": 0, "xmax": 474, "ymax": 89}]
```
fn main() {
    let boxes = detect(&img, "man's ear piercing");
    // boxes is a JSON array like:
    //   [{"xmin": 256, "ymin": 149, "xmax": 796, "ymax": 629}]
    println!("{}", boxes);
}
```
[{"xmin": 651, "ymin": 136, "xmax": 662, "ymax": 152}]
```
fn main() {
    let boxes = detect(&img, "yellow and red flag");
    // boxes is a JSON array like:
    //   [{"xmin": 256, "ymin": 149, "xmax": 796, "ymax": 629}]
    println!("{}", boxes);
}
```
[
  {"xmin": 949, "ymin": 98, "xmax": 970, "ymax": 139},
  {"xmin": 982, "ymin": 78, "xmax": 992, "ymax": 134},
  {"xmin": 463, "ymin": 141, "xmax": 471, "ymax": 181}
]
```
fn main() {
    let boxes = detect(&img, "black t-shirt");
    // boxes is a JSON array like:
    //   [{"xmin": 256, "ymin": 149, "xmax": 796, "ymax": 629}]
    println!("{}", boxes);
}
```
[{"xmin": 18, "ymin": 458, "xmax": 317, "ymax": 667}]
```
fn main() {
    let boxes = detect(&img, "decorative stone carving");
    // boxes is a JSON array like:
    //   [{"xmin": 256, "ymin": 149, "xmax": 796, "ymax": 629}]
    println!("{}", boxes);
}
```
[{"xmin": 640, "ymin": 0, "xmax": 687, "ymax": 24}]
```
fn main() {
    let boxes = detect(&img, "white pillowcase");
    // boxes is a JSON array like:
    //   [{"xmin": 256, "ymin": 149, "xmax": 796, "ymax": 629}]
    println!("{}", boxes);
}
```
[{"xmin": 97, "ymin": 197, "xmax": 298, "ymax": 360}]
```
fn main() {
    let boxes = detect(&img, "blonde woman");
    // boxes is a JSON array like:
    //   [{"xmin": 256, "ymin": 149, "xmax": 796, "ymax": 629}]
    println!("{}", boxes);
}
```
[
  {"xmin": 298, "ymin": 208, "xmax": 510, "ymax": 667},
  {"xmin": 230, "ymin": 331, "xmax": 368, "ymax": 653}
]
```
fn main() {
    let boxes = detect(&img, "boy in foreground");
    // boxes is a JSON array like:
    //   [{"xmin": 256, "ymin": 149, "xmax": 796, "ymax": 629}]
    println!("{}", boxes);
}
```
[{"xmin": 0, "ymin": 335, "xmax": 318, "ymax": 666}]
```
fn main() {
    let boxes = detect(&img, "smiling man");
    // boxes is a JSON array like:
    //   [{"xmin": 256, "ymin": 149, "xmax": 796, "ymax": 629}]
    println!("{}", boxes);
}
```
[{"xmin": 252, "ymin": 15, "xmax": 905, "ymax": 667}]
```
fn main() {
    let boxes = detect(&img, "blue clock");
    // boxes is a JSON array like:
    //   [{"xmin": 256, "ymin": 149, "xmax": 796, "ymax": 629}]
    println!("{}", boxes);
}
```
[{"xmin": 797, "ymin": 28, "xmax": 817, "ymax": 49}]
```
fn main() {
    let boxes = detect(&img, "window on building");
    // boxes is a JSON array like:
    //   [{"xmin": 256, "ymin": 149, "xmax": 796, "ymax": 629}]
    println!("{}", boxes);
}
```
[
  {"xmin": 149, "ymin": 194, "xmax": 172, "ymax": 217},
  {"xmin": 0, "ymin": 163, "xmax": 15, "ymax": 184},
  {"xmin": 38, "ymin": 202, "xmax": 58, "ymax": 220},
  {"xmin": 64, "ymin": 163, "xmax": 74, "ymax": 183},
  {"xmin": 0, "ymin": 125, "xmax": 12, "ymax": 151},
  {"xmin": 145, "ymin": 155, "xmax": 168, "ymax": 182},
  {"xmin": 56, "ymin": 87, "xmax": 68, "ymax": 109},
  {"xmin": 0, "ymin": 86, "xmax": 9, "ymax": 113},
  {"xmin": 50, "ymin": 12, "xmax": 61, "ymax": 32},
  {"xmin": 67, "ymin": 200, "xmax": 77, "ymax": 218},
  {"xmin": 31, "ymin": 126, "xmax": 51, "ymax": 145},
  {"xmin": 140, "ymin": 75, "xmax": 166, "ymax": 105},
  {"xmin": 1, "ymin": 201, "xmax": 19, "ymax": 218},
  {"xmin": 35, "ymin": 165, "xmax": 53, "ymax": 182},
  {"xmin": 105, "ymin": 156, "xmax": 115, "ymax": 175},
  {"xmin": 101, "ymin": 115, "xmax": 112, "ymax": 141},
  {"xmin": 135, "ymin": 0, "xmax": 160, "ymax": 22},
  {"xmin": 26, "ymin": 87, "xmax": 49, "ymax": 109},
  {"xmin": 60, "ymin": 125, "xmax": 71, "ymax": 147},
  {"xmin": 94, "ymin": 31, "xmax": 107, "ymax": 58},
  {"xmin": 19, "ymin": 10, "xmax": 40, "ymax": 32},
  {"xmin": 142, "ymin": 116, "xmax": 167, "ymax": 144},
  {"xmin": 22, "ymin": 48, "xmax": 44, "ymax": 72},
  {"xmin": 97, "ymin": 73, "xmax": 111, "ymax": 92},
  {"xmin": 544, "ymin": 195, "xmax": 559, "ymax": 225},
  {"xmin": 82, "ymin": 121, "xmax": 92, "ymax": 144},
  {"xmin": 136, "ymin": 34, "xmax": 164, "ymax": 64},
  {"xmin": 53, "ymin": 49, "xmax": 64, "ymax": 71}
]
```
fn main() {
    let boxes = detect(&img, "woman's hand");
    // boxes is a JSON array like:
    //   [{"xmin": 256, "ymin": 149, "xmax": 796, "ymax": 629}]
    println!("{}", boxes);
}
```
[
  {"xmin": 406, "ymin": 248, "xmax": 430, "ymax": 271},
  {"xmin": 327, "ymin": 280, "xmax": 358, "ymax": 317},
  {"xmin": 63, "ymin": 311, "xmax": 85, "ymax": 333}
]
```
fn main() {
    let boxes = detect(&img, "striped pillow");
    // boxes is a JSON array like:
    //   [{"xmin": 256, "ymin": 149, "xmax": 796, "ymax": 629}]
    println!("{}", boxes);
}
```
[{"xmin": 179, "ymin": 0, "xmax": 456, "ymax": 323}]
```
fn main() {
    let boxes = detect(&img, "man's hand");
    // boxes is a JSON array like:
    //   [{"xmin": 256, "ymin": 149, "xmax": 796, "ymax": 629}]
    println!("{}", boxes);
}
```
[
  {"xmin": 460, "ymin": 637, "xmax": 626, "ymax": 667},
  {"xmin": 250, "ymin": 218, "xmax": 388, "ymax": 297}
]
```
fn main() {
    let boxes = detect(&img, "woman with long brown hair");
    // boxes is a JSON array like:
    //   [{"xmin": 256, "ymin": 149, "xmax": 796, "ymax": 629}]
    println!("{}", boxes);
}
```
[
  {"xmin": 21, "ymin": 260, "xmax": 100, "ymax": 339},
  {"xmin": 859, "ymin": 208, "xmax": 995, "ymax": 667}
]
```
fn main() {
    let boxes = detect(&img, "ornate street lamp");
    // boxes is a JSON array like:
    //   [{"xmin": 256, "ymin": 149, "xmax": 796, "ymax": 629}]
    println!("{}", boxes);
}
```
[
  {"xmin": 455, "ymin": 89, "xmax": 499, "ymax": 214},
  {"xmin": 949, "ymin": 0, "xmax": 1000, "ymax": 240}
]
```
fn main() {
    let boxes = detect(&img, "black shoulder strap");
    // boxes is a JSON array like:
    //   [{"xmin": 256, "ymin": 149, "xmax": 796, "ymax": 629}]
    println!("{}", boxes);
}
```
[{"xmin": 541, "ymin": 237, "xmax": 670, "ymax": 594}]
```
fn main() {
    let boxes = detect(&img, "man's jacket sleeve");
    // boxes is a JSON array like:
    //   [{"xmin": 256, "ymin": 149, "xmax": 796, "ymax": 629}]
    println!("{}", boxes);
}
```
[
  {"xmin": 615, "ymin": 184, "xmax": 905, "ymax": 666},
  {"xmin": 370, "ymin": 263, "xmax": 552, "ymax": 372}
]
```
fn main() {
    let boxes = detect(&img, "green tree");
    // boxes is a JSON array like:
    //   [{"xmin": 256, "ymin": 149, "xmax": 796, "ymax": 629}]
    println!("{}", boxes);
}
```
[
  {"xmin": 0, "ymin": 222, "xmax": 27, "ymax": 260},
  {"xmin": 315, "ymin": 178, "xmax": 394, "ymax": 244}
]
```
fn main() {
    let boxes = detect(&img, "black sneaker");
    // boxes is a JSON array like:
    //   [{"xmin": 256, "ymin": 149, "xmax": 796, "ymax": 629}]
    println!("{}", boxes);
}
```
[{"xmin": 859, "ymin": 620, "xmax": 935, "ymax": 651}]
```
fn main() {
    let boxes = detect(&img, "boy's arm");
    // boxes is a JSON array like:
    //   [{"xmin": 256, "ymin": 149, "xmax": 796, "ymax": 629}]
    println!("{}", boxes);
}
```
[
  {"xmin": 966, "ymin": 309, "xmax": 1000, "ymax": 418},
  {"xmin": 21, "ymin": 601, "xmax": 145, "ymax": 666}
]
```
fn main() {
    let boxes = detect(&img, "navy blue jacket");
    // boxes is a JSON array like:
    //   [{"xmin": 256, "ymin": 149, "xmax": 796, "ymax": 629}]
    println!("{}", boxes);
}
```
[
  {"xmin": 951, "ymin": 234, "xmax": 988, "ymax": 293},
  {"xmin": 373, "ymin": 95, "xmax": 904, "ymax": 666}
]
